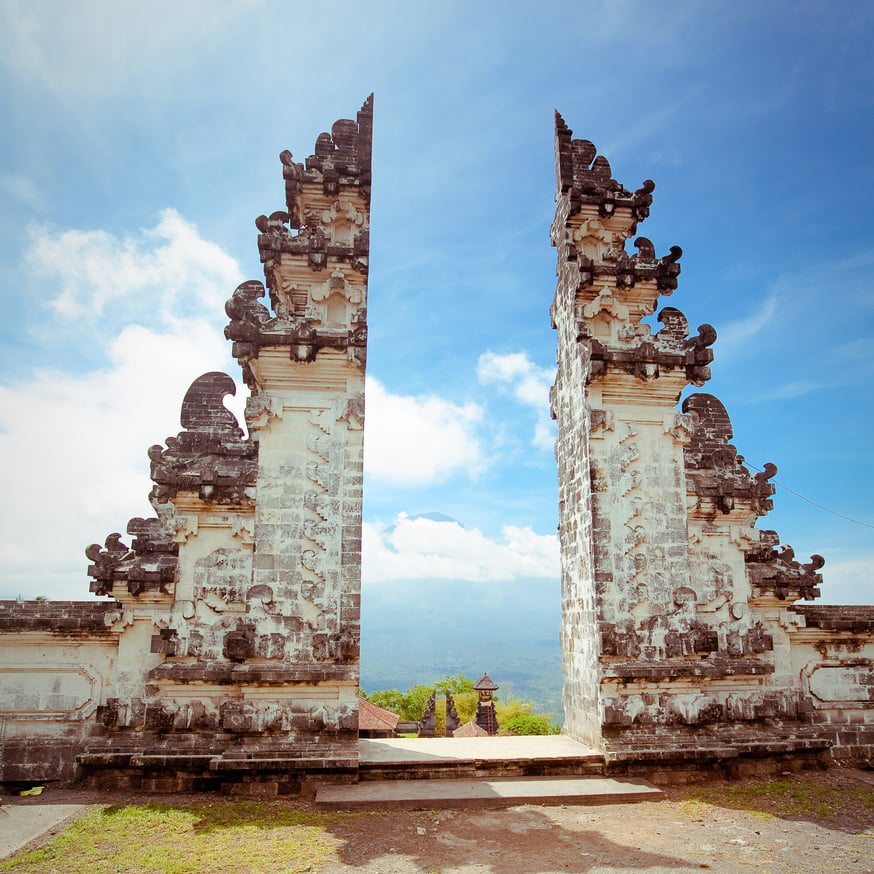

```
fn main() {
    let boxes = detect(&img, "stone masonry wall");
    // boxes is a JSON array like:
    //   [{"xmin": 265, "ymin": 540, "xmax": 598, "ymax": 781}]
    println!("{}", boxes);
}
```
[
  {"xmin": 549, "ymin": 113, "xmax": 610, "ymax": 747},
  {"xmin": 0, "ymin": 601, "xmax": 121, "ymax": 782},
  {"xmin": 552, "ymin": 110, "xmax": 874, "ymax": 766},
  {"xmin": 789, "ymin": 606, "xmax": 874, "ymax": 762}
]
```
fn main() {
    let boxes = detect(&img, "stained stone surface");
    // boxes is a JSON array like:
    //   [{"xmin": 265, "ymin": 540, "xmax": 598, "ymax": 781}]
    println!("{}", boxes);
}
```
[
  {"xmin": 0, "ymin": 97, "xmax": 373, "ymax": 791},
  {"xmin": 550, "ymin": 110, "xmax": 874, "ymax": 767}
]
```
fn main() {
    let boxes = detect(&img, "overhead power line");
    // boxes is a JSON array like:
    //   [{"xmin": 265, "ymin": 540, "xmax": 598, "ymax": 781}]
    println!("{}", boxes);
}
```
[{"xmin": 742, "ymin": 461, "xmax": 874, "ymax": 530}]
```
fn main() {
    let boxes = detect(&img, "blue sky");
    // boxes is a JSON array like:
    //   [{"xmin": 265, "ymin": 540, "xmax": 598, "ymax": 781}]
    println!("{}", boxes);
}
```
[{"xmin": 1, "ymin": 0, "xmax": 872, "ymax": 609}]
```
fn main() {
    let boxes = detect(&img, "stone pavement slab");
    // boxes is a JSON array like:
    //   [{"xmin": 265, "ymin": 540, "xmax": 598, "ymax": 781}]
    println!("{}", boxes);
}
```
[
  {"xmin": 0, "ymin": 798, "xmax": 96, "ymax": 859},
  {"xmin": 315, "ymin": 775, "xmax": 662, "ymax": 810}
]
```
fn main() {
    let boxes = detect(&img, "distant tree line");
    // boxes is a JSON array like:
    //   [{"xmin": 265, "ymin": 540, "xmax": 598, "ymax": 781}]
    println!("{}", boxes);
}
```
[{"xmin": 361, "ymin": 674, "xmax": 560, "ymax": 736}]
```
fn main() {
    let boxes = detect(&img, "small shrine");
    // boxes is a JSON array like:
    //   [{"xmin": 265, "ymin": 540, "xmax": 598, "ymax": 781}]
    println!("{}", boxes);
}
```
[{"xmin": 473, "ymin": 672, "xmax": 499, "ymax": 736}]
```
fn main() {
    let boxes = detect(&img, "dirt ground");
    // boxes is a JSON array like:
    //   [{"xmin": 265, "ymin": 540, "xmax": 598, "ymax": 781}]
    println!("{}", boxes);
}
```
[
  {"xmin": 3, "ymin": 769, "xmax": 873, "ymax": 873},
  {"xmin": 317, "ymin": 770, "xmax": 874, "ymax": 874}
]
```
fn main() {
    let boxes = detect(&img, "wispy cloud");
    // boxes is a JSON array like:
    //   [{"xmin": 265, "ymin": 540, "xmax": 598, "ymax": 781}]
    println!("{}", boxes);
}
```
[
  {"xmin": 477, "ymin": 350, "xmax": 555, "ymax": 450},
  {"xmin": 831, "ymin": 251, "xmax": 874, "ymax": 271},
  {"xmin": 715, "ymin": 292, "xmax": 779, "ymax": 357},
  {"xmin": 760, "ymin": 380, "xmax": 826, "ymax": 401},
  {"xmin": 0, "ymin": 174, "xmax": 44, "ymax": 211},
  {"xmin": 837, "ymin": 337, "xmax": 874, "ymax": 363},
  {"xmin": 363, "ymin": 513, "xmax": 559, "ymax": 583},
  {"xmin": 0, "ymin": 0, "xmax": 261, "ymax": 104},
  {"xmin": 600, "ymin": 90, "xmax": 701, "ymax": 166}
]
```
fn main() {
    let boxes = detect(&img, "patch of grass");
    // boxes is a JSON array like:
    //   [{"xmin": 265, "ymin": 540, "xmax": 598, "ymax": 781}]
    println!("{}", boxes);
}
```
[
  {"xmin": 677, "ymin": 798, "xmax": 715, "ymax": 821},
  {"xmin": 687, "ymin": 777, "xmax": 874, "ymax": 821},
  {"xmin": 0, "ymin": 801, "xmax": 346, "ymax": 873}
]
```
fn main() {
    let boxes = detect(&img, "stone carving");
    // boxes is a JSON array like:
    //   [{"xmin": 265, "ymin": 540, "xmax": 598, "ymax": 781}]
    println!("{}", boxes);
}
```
[
  {"xmin": 194, "ymin": 549, "xmax": 252, "ymax": 607},
  {"xmin": 179, "ymin": 372, "xmax": 242, "ymax": 435},
  {"xmin": 418, "ymin": 692, "xmax": 437, "ymax": 738},
  {"xmin": 256, "ymin": 96, "xmax": 372, "ymax": 289},
  {"xmin": 4, "ymin": 98, "xmax": 874, "ymax": 791},
  {"xmin": 149, "ymin": 372, "xmax": 257, "ymax": 505},
  {"xmin": 746, "ymin": 531, "xmax": 824, "ymax": 601},
  {"xmin": 86, "ymin": 369, "xmax": 256, "ymax": 601},
  {"xmin": 552, "ymin": 109, "xmax": 871, "ymax": 768},
  {"xmin": 86, "ymin": 521, "xmax": 177, "ymax": 598},
  {"xmin": 654, "ymin": 306, "xmax": 688, "ymax": 351},
  {"xmin": 682, "ymin": 394, "xmax": 777, "ymax": 518},
  {"xmin": 554, "ymin": 112, "xmax": 654, "ymax": 230},
  {"xmin": 445, "ymin": 692, "xmax": 460, "ymax": 735},
  {"xmin": 225, "ymin": 279, "xmax": 367, "ymax": 372}
]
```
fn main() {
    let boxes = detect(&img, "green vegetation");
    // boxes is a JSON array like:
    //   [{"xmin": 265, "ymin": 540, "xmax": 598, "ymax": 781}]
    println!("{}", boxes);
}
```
[
  {"xmin": 363, "ymin": 685, "xmax": 433, "ymax": 722},
  {"xmin": 0, "ymin": 801, "xmax": 344, "ymax": 874},
  {"xmin": 498, "ymin": 713, "xmax": 559, "ymax": 736},
  {"xmin": 362, "ymin": 673, "xmax": 559, "ymax": 735}
]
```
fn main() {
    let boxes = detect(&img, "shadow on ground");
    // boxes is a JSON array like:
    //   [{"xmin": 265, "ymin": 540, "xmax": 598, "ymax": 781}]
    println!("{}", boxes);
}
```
[
  {"xmin": 95, "ymin": 800, "xmax": 693, "ymax": 872},
  {"xmin": 322, "ymin": 805, "xmax": 695, "ymax": 873}
]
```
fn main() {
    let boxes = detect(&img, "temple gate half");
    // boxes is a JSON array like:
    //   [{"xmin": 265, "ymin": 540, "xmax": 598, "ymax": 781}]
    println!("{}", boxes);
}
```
[
  {"xmin": 0, "ymin": 97, "xmax": 372, "ymax": 792},
  {"xmin": 551, "ymin": 110, "xmax": 874, "ymax": 772}
]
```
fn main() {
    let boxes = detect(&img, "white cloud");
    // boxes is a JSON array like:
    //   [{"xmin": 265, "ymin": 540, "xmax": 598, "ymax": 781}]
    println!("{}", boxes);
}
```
[
  {"xmin": 364, "ymin": 376, "xmax": 484, "ymax": 486},
  {"xmin": 27, "ymin": 209, "xmax": 243, "ymax": 320},
  {"xmin": 363, "ymin": 513, "xmax": 559, "ymax": 583},
  {"xmin": 0, "ymin": 213, "xmax": 246, "ymax": 599},
  {"xmin": 0, "ymin": 321, "xmax": 242, "ymax": 600},
  {"xmin": 476, "ymin": 350, "xmax": 556, "ymax": 450}
]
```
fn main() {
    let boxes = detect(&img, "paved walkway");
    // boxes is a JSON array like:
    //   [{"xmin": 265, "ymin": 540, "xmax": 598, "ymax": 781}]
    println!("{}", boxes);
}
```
[
  {"xmin": 359, "ymin": 734, "xmax": 602, "ymax": 764},
  {"xmin": 316, "ymin": 775, "xmax": 661, "ymax": 809},
  {"xmin": 0, "ymin": 798, "xmax": 96, "ymax": 859},
  {"xmin": 322, "ymin": 735, "xmax": 630, "ymax": 810}
]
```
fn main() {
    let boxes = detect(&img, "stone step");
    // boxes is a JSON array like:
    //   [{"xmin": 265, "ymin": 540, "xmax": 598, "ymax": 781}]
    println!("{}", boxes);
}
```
[
  {"xmin": 357, "ymin": 735, "xmax": 606, "ymax": 782},
  {"xmin": 359, "ymin": 756, "xmax": 605, "ymax": 781},
  {"xmin": 315, "ymin": 775, "xmax": 662, "ymax": 810},
  {"xmin": 606, "ymin": 737, "xmax": 833, "ymax": 764}
]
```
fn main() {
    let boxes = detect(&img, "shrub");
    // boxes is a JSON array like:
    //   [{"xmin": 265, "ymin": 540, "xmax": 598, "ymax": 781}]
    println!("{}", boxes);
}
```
[{"xmin": 498, "ymin": 713, "xmax": 560, "ymax": 736}]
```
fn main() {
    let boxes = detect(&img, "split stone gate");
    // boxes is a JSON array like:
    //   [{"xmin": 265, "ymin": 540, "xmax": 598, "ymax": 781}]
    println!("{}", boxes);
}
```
[{"xmin": 1, "ymin": 97, "xmax": 872, "ymax": 791}]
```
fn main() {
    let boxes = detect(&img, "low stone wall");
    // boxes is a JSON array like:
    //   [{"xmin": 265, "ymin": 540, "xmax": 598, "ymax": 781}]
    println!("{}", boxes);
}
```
[
  {"xmin": 0, "ymin": 597, "xmax": 361, "ymax": 791},
  {"xmin": 0, "ymin": 600, "xmax": 121, "ymax": 635},
  {"xmin": 789, "ymin": 605, "xmax": 874, "ymax": 764},
  {"xmin": 0, "ymin": 599, "xmax": 121, "ymax": 784}
]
